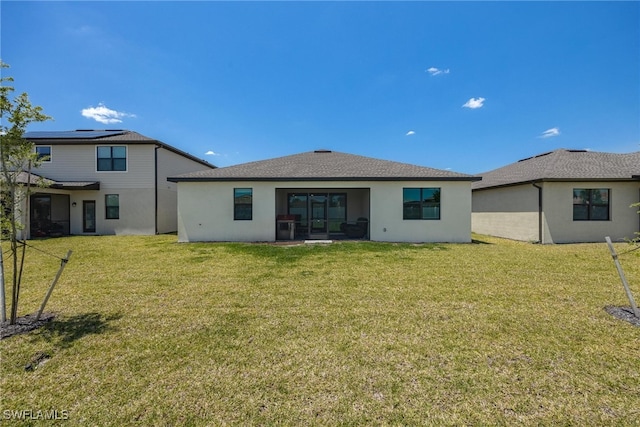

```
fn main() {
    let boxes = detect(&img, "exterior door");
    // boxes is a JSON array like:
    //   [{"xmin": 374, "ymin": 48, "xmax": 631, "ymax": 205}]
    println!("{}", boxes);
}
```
[
  {"xmin": 309, "ymin": 194, "xmax": 328, "ymax": 237},
  {"xmin": 83, "ymin": 201, "xmax": 96, "ymax": 233}
]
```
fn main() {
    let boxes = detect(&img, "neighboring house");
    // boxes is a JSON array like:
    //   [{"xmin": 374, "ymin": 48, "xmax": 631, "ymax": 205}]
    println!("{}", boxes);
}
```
[
  {"xmin": 15, "ymin": 129, "xmax": 215, "ymax": 238},
  {"xmin": 472, "ymin": 149, "xmax": 640, "ymax": 244},
  {"xmin": 168, "ymin": 150, "xmax": 480, "ymax": 243}
]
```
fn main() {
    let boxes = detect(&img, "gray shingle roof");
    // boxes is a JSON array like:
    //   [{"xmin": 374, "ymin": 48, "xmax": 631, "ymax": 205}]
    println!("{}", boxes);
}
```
[
  {"xmin": 169, "ymin": 150, "xmax": 480, "ymax": 182},
  {"xmin": 473, "ymin": 149, "xmax": 640, "ymax": 190},
  {"xmin": 11, "ymin": 171, "xmax": 100, "ymax": 190},
  {"xmin": 24, "ymin": 130, "xmax": 156, "ymax": 143},
  {"xmin": 24, "ymin": 130, "xmax": 215, "ymax": 169}
]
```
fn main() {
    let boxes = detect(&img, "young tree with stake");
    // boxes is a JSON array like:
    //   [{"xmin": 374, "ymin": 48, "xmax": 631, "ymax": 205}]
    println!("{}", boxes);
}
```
[{"xmin": 0, "ymin": 61, "xmax": 52, "ymax": 324}]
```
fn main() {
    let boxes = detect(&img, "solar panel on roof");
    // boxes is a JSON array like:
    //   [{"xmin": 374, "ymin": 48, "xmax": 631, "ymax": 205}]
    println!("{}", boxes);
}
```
[{"xmin": 23, "ymin": 130, "xmax": 127, "ymax": 139}]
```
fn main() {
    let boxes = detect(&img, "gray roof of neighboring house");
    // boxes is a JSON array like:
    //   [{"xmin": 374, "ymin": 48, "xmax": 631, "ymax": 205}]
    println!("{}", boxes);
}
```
[
  {"xmin": 168, "ymin": 150, "xmax": 481, "ymax": 182},
  {"xmin": 23, "ymin": 129, "xmax": 215, "ymax": 169},
  {"xmin": 473, "ymin": 149, "xmax": 640, "ymax": 190}
]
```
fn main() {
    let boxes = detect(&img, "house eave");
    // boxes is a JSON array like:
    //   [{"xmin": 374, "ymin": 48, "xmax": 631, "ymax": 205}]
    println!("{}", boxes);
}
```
[
  {"xmin": 473, "ymin": 177, "xmax": 640, "ymax": 192},
  {"xmin": 153, "ymin": 142, "xmax": 216, "ymax": 169},
  {"xmin": 168, "ymin": 176, "xmax": 482, "ymax": 183},
  {"xmin": 12, "ymin": 172, "xmax": 101, "ymax": 191},
  {"xmin": 49, "ymin": 181, "xmax": 101, "ymax": 190}
]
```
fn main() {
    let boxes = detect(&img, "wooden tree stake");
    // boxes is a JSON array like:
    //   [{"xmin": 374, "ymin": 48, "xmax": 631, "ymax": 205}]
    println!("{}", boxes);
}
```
[{"xmin": 36, "ymin": 250, "xmax": 72, "ymax": 321}]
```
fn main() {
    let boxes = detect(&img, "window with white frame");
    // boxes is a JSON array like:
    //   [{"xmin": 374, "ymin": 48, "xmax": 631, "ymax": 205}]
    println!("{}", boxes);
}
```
[
  {"xmin": 35, "ymin": 146, "xmax": 52, "ymax": 162},
  {"xmin": 97, "ymin": 146, "xmax": 127, "ymax": 171}
]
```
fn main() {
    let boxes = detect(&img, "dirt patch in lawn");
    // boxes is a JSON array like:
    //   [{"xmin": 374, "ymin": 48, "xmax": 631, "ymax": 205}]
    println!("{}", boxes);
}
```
[
  {"xmin": 604, "ymin": 306, "xmax": 640, "ymax": 327},
  {"xmin": 0, "ymin": 312, "xmax": 56, "ymax": 340}
]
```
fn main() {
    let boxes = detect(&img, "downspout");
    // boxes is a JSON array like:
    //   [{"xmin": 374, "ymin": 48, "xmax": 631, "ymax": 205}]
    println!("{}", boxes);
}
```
[
  {"xmin": 532, "ymin": 182, "xmax": 542, "ymax": 244},
  {"xmin": 154, "ymin": 146, "xmax": 159, "ymax": 235}
]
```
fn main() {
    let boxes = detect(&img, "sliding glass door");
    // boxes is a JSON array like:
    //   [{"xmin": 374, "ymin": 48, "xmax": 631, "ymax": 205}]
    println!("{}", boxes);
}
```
[
  {"xmin": 309, "ymin": 194, "xmax": 328, "ymax": 237},
  {"xmin": 288, "ymin": 194, "xmax": 307, "ymax": 237},
  {"xmin": 288, "ymin": 192, "xmax": 346, "ymax": 238},
  {"xmin": 328, "ymin": 194, "xmax": 346, "ymax": 233}
]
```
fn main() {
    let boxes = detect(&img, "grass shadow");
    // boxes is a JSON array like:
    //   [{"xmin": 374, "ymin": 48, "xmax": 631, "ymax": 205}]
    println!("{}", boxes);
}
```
[
  {"xmin": 222, "ymin": 242, "xmax": 337, "ymax": 263},
  {"xmin": 221, "ymin": 240, "xmax": 448, "ymax": 263},
  {"xmin": 471, "ymin": 238, "xmax": 493, "ymax": 245},
  {"xmin": 35, "ymin": 312, "xmax": 122, "ymax": 348}
]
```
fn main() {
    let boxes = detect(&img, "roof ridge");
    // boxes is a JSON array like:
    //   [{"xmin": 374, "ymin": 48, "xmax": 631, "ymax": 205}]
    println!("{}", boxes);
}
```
[
  {"xmin": 517, "ymin": 148, "xmax": 589, "ymax": 163},
  {"xmin": 474, "ymin": 149, "xmax": 640, "ymax": 190},
  {"xmin": 169, "ymin": 150, "xmax": 479, "ymax": 181}
]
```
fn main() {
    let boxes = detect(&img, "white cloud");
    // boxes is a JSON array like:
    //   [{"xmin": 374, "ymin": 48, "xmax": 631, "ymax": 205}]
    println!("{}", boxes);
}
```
[
  {"xmin": 540, "ymin": 127, "xmax": 560, "ymax": 138},
  {"xmin": 205, "ymin": 150, "xmax": 220, "ymax": 156},
  {"xmin": 426, "ymin": 67, "xmax": 450, "ymax": 76},
  {"xmin": 462, "ymin": 97, "xmax": 485, "ymax": 109},
  {"xmin": 81, "ymin": 103, "xmax": 136, "ymax": 124},
  {"xmin": 405, "ymin": 130, "xmax": 415, "ymax": 136}
]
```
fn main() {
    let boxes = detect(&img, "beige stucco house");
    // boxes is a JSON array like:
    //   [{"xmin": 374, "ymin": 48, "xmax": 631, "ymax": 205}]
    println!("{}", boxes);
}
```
[
  {"xmin": 17, "ymin": 130, "xmax": 215, "ymax": 238},
  {"xmin": 472, "ymin": 149, "xmax": 640, "ymax": 244},
  {"xmin": 168, "ymin": 150, "xmax": 481, "ymax": 243}
]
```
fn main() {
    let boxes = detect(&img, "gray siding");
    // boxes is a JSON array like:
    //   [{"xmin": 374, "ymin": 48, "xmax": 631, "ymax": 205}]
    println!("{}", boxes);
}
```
[
  {"xmin": 28, "ymin": 141, "xmax": 212, "ymax": 236},
  {"xmin": 156, "ymin": 148, "xmax": 213, "ymax": 234},
  {"xmin": 34, "ymin": 144, "xmax": 156, "ymax": 189}
]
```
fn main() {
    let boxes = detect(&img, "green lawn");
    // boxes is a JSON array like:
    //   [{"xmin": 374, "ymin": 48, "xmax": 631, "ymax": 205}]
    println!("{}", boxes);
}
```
[{"xmin": 1, "ymin": 235, "xmax": 639, "ymax": 425}]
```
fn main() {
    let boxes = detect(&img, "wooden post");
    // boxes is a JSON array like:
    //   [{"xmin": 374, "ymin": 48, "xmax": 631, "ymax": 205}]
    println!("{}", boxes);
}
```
[
  {"xmin": 36, "ymin": 250, "xmax": 72, "ymax": 321},
  {"xmin": 605, "ymin": 237, "xmax": 639, "ymax": 318}
]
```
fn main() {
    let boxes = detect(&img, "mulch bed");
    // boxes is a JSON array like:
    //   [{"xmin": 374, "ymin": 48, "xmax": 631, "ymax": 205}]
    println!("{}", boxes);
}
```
[
  {"xmin": 0, "ymin": 312, "xmax": 56, "ymax": 340},
  {"xmin": 604, "ymin": 306, "xmax": 640, "ymax": 327}
]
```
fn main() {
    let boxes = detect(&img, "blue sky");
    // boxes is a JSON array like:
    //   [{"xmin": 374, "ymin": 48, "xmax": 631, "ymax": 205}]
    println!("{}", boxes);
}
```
[{"xmin": 2, "ymin": 1, "xmax": 638, "ymax": 173}]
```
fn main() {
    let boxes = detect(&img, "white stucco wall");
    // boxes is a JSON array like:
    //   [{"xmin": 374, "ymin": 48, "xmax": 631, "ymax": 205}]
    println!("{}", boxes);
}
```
[
  {"xmin": 543, "ymin": 181, "xmax": 639, "ymax": 244},
  {"xmin": 472, "ymin": 184, "xmax": 540, "ymax": 242},
  {"xmin": 369, "ymin": 181, "xmax": 472, "ymax": 243},
  {"xmin": 66, "ymin": 188, "xmax": 155, "ymax": 235},
  {"xmin": 472, "ymin": 181, "xmax": 640, "ymax": 244},
  {"xmin": 176, "ymin": 180, "xmax": 474, "ymax": 243},
  {"xmin": 156, "ymin": 148, "xmax": 213, "ymax": 234},
  {"xmin": 177, "ymin": 181, "xmax": 276, "ymax": 242}
]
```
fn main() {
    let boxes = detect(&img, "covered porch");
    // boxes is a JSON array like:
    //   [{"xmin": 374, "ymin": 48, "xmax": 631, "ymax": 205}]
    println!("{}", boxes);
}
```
[
  {"xmin": 30, "ymin": 192, "xmax": 71, "ymax": 237},
  {"xmin": 275, "ymin": 188, "xmax": 370, "ymax": 240},
  {"xmin": 27, "ymin": 180, "xmax": 100, "ymax": 239}
]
